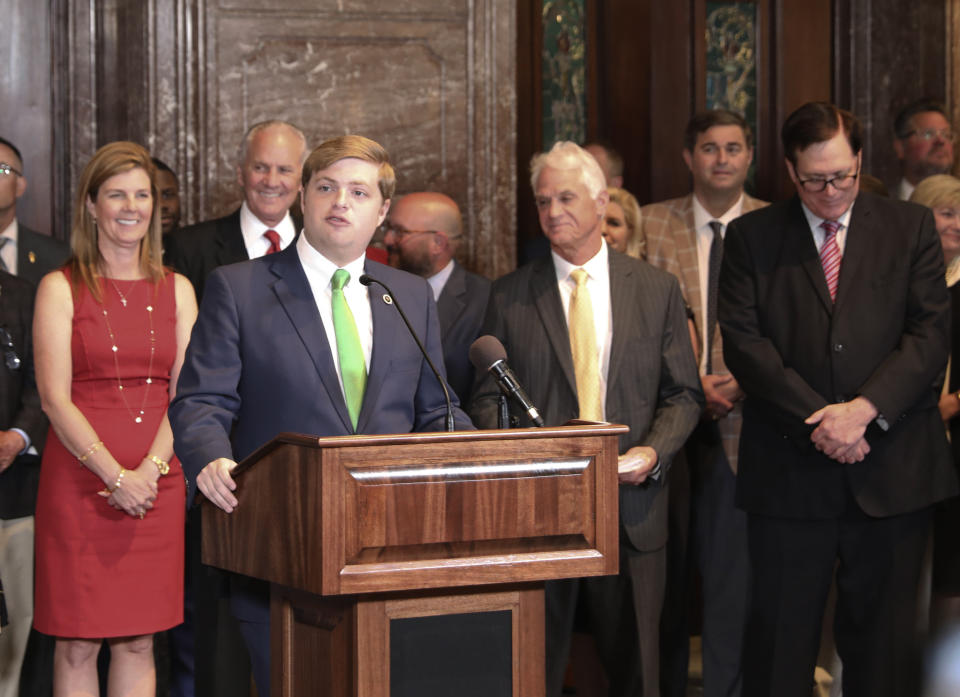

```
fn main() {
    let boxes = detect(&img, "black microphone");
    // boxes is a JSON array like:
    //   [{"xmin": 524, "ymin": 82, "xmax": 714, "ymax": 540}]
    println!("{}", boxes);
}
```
[
  {"xmin": 469, "ymin": 335, "xmax": 545, "ymax": 427},
  {"xmin": 358, "ymin": 274, "xmax": 455, "ymax": 432}
]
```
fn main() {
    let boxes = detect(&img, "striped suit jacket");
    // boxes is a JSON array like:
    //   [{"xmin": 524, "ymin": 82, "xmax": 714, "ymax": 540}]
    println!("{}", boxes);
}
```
[
  {"xmin": 640, "ymin": 193, "xmax": 767, "ymax": 472},
  {"xmin": 468, "ymin": 249, "xmax": 702, "ymax": 551}
]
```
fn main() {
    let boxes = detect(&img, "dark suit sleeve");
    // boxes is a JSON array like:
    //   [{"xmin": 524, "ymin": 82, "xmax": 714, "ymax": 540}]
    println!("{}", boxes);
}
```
[
  {"xmin": 169, "ymin": 268, "xmax": 243, "ymax": 495},
  {"xmin": 855, "ymin": 209, "xmax": 949, "ymax": 423},
  {"xmin": 640, "ymin": 278, "xmax": 703, "ymax": 467},
  {"xmin": 719, "ymin": 220, "xmax": 831, "ymax": 435}
]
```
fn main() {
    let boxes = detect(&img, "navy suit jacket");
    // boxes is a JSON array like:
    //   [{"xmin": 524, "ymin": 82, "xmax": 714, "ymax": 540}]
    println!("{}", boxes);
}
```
[
  {"xmin": 169, "ymin": 245, "xmax": 473, "ymax": 508},
  {"xmin": 436, "ymin": 261, "xmax": 490, "ymax": 405}
]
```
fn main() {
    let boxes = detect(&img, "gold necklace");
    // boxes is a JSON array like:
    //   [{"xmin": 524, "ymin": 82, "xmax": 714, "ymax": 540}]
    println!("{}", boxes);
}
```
[
  {"xmin": 100, "ymin": 281, "xmax": 156, "ymax": 424},
  {"xmin": 109, "ymin": 279, "xmax": 129, "ymax": 307}
]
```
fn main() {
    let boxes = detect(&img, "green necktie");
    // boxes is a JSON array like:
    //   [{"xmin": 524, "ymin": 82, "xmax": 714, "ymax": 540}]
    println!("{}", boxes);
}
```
[{"xmin": 331, "ymin": 269, "xmax": 366, "ymax": 430}]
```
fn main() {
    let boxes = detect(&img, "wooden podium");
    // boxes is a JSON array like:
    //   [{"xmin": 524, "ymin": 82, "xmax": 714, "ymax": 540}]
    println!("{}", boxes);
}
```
[{"xmin": 201, "ymin": 422, "xmax": 626, "ymax": 696}]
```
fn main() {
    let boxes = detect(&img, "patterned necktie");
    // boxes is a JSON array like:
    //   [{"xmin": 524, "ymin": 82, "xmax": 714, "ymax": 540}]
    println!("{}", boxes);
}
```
[
  {"xmin": 263, "ymin": 229, "xmax": 281, "ymax": 255},
  {"xmin": 331, "ymin": 269, "xmax": 366, "ymax": 430},
  {"xmin": 0, "ymin": 237, "xmax": 9, "ymax": 272},
  {"xmin": 819, "ymin": 220, "xmax": 842, "ymax": 302},
  {"xmin": 705, "ymin": 220, "xmax": 724, "ymax": 375},
  {"xmin": 568, "ymin": 268, "xmax": 602, "ymax": 421}
]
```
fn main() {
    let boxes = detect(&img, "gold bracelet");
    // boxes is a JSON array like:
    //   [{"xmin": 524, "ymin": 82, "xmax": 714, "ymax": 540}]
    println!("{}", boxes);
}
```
[
  {"xmin": 148, "ymin": 454, "xmax": 170, "ymax": 476},
  {"xmin": 108, "ymin": 468, "xmax": 127, "ymax": 493},
  {"xmin": 78, "ymin": 440, "xmax": 104, "ymax": 463}
]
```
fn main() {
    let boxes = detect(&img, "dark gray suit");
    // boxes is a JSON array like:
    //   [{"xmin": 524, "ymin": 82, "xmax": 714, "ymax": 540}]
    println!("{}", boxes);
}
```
[
  {"xmin": 14, "ymin": 225, "xmax": 69, "ymax": 287},
  {"xmin": 436, "ymin": 260, "xmax": 490, "ymax": 404},
  {"xmin": 470, "ymin": 249, "xmax": 702, "ymax": 696}
]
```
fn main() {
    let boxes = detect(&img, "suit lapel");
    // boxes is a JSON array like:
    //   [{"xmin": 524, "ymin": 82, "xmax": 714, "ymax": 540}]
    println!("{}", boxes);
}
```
[
  {"xmin": 788, "ymin": 198, "xmax": 835, "ymax": 312},
  {"xmin": 268, "ymin": 247, "xmax": 354, "ymax": 432},
  {"xmin": 833, "ymin": 195, "xmax": 869, "ymax": 312},
  {"xmin": 679, "ymin": 196, "xmax": 703, "ymax": 330},
  {"xmin": 531, "ymin": 257, "xmax": 578, "ymax": 397},
  {"xmin": 606, "ymin": 251, "xmax": 633, "ymax": 386},
  {"xmin": 437, "ymin": 261, "xmax": 466, "ymax": 335},
  {"xmin": 218, "ymin": 210, "xmax": 249, "ymax": 264},
  {"xmin": 356, "ymin": 261, "xmax": 404, "ymax": 433}
]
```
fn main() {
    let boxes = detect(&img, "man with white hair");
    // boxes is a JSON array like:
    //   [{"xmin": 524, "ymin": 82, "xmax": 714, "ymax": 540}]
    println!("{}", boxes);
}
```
[{"xmin": 470, "ymin": 141, "xmax": 702, "ymax": 696}]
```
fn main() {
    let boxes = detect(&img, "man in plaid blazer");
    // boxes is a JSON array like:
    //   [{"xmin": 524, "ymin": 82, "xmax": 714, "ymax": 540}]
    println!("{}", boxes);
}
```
[{"xmin": 641, "ymin": 110, "xmax": 767, "ymax": 697}]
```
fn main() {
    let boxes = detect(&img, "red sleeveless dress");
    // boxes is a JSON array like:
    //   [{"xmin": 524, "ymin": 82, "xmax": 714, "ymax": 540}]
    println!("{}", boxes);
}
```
[{"xmin": 34, "ymin": 272, "xmax": 185, "ymax": 637}]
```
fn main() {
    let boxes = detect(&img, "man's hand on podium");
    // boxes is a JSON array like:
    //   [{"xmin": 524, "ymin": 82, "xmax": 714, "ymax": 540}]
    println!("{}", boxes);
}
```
[{"xmin": 197, "ymin": 457, "xmax": 240, "ymax": 512}]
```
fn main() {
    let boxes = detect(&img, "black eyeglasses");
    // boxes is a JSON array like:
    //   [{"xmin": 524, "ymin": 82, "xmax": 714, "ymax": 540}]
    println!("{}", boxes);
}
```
[
  {"xmin": 378, "ymin": 222, "xmax": 438, "ymax": 242},
  {"xmin": 904, "ymin": 128, "xmax": 956, "ymax": 142},
  {"xmin": 0, "ymin": 327, "xmax": 20, "ymax": 371},
  {"xmin": 797, "ymin": 167, "xmax": 860, "ymax": 193}
]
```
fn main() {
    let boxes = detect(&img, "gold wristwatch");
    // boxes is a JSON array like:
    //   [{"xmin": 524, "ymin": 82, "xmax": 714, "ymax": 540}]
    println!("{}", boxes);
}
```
[{"xmin": 148, "ymin": 454, "xmax": 170, "ymax": 476}]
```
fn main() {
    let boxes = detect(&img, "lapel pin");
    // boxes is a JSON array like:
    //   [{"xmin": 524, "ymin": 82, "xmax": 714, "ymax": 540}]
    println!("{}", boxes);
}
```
[
  {"xmin": 382, "ymin": 294, "xmax": 393, "ymax": 305},
  {"xmin": 28, "ymin": 251, "xmax": 36, "ymax": 264}
]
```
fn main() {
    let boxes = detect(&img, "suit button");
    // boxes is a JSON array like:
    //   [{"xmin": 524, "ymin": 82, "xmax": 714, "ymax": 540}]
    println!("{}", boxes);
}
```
[
  {"xmin": 835, "ymin": 395, "xmax": 847, "ymax": 403},
  {"xmin": 833, "ymin": 343, "xmax": 844, "ymax": 352}
]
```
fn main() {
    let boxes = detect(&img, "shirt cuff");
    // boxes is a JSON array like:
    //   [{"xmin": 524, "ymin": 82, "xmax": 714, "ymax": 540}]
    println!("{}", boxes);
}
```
[{"xmin": 9, "ymin": 428, "xmax": 32, "ymax": 455}]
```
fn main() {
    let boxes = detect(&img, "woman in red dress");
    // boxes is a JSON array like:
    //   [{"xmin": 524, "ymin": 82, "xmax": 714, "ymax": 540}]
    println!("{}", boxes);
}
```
[{"xmin": 33, "ymin": 142, "xmax": 197, "ymax": 695}]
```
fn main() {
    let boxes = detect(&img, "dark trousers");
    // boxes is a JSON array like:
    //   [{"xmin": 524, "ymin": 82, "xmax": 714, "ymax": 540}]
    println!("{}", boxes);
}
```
[
  {"xmin": 693, "ymin": 439, "xmax": 749, "ymax": 697},
  {"xmin": 742, "ymin": 499, "xmax": 931, "ymax": 697},
  {"xmin": 546, "ymin": 541, "xmax": 666, "ymax": 697}
]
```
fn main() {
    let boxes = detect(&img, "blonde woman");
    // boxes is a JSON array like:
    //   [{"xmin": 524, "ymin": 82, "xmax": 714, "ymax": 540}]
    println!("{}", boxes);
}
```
[{"xmin": 33, "ymin": 142, "xmax": 196, "ymax": 695}]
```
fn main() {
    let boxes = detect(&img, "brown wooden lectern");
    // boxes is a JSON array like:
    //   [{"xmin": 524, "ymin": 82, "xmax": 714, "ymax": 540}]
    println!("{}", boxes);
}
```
[{"xmin": 201, "ymin": 422, "xmax": 626, "ymax": 696}]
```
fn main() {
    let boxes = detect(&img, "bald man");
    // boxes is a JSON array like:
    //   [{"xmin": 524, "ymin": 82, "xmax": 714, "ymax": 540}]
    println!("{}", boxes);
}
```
[{"xmin": 383, "ymin": 192, "xmax": 490, "ymax": 404}]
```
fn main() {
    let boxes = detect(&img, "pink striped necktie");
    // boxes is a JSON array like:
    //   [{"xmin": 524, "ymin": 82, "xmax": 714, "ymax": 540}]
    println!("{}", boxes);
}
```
[{"xmin": 819, "ymin": 220, "xmax": 842, "ymax": 302}]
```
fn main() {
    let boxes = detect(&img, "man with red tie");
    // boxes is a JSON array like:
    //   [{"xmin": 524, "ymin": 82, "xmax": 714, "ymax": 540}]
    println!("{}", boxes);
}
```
[
  {"xmin": 163, "ymin": 120, "xmax": 307, "ymax": 697},
  {"xmin": 165, "ymin": 120, "xmax": 307, "ymax": 302},
  {"xmin": 719, "ymin": 101, "xmax": 958, "ymax": 697}
]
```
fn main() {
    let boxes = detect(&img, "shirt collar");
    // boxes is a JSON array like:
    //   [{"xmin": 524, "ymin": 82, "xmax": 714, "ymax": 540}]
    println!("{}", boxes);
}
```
[
  {"xmin": 552, "ymin": 238, "xmax": 609, "ymax": 284},
  {"xmin": 239, "ymin": 200, "xmax": 296, "ymax": 245},
  {"xmin": 426, "ymin": 258, "xmax": 456, "ymax": 301},
  {"xmin": 800, "ymin": 200, "xmax": 854, "ymax": 234},
  {"xmin": 691, "ymin": 192, "xmax": 745, "ymax": 232},
  {"xmin": 0, "ymin": 218, "xmax": 18, "ymax": 241},
  {"xmin": 296, "ymin": 234, "xmax": 367, "ymax": 289}
]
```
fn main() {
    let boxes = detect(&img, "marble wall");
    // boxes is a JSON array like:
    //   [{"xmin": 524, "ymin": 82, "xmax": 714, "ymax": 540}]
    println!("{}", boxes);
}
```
[{"xmin": 55, "ymin": 0, "xmax": 516, "ymax": 278}]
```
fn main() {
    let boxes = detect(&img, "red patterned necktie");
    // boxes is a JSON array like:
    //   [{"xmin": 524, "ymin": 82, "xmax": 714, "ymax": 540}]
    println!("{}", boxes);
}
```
[
  {"xmin": 263, "ymin": 229, "xmax": 282, "ymax": 255},
  {"xmin": 819, "ymin": 220, "xmax": 842, "ymax": 302}
]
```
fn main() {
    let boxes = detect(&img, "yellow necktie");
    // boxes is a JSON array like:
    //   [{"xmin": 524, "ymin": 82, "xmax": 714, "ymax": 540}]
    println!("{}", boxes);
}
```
[{"xmin": 568, "ymin": 268, "xmax": 602, "ymax": 421}]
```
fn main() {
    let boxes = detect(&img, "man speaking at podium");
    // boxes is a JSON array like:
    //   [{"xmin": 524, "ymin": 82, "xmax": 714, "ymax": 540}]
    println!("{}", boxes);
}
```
[{"xmin": 169, "ymin": 135, "xmax": 472, "ymax": 695}]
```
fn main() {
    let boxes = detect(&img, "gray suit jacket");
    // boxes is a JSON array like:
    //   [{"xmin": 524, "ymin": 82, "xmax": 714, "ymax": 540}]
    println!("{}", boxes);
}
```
[
  {"xmin": 469, "ymin": 249, "xmax": 703, "ymax": 551},
  {"xmin": 436, "ymin": 261, "xmax": 490, "ymax": 405},
  {"xmin": 16, "ymin": 225, "xmax": 69, "ymax": 288}
]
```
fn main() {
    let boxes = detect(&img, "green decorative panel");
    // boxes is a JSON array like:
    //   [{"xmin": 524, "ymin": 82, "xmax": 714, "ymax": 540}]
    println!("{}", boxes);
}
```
[
  {"xmin": 541, "ymin": 0, "xmax": 587, "ymax": 147},
  {"xmin": 706, "ymin": 1, "xmax": 758, "ymax": 188}
]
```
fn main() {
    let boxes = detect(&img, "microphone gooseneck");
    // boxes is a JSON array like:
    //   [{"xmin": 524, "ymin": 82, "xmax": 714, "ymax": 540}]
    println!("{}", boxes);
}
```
[{"xmin": 359, "ymin": 274, "xmax": 456, "ymax": 432}]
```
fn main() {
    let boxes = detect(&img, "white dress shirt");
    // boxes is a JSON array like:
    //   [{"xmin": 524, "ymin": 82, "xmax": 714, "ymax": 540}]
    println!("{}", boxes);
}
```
[
  {"xmin": 296, "ymin": 235, "xmax": 373, "ymax": 402},
  {"xmin": 552, "ymin": 241, "xmax": 612, "ymax": 420},
  {"xmin": 692, "ymin": 193, "xmax": 744, "ymax": 374},
  {"xmin": 239, "ymin": 201, "xmax": 296, "ymax": 259},
  {"xmin": 426, "ymin": 259, "xmax": 456, "ymax": 302},
  {"xmin": 801, "ymin": 202, "xmax": 854, "ymax": 255}
]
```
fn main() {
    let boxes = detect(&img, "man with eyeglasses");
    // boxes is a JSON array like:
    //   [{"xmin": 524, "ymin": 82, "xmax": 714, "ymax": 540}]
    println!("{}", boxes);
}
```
[
  {"xmin": 719, "ymin": 101, "xmax": 957, "ymax": 697},
  {"xmin": 0, "ymin": 268, "xmax": 48, "ymax": 697},
  {"xmin": 383, "ymin": 192, "xmax": 490, "ymax": 404},
  {"xmin": 0, "ymin": 137, "xmax": 69, "ymax": 287},
  {"xmin": 893, "ymin": 98, "xmax": 956, "ymax": 201}
]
